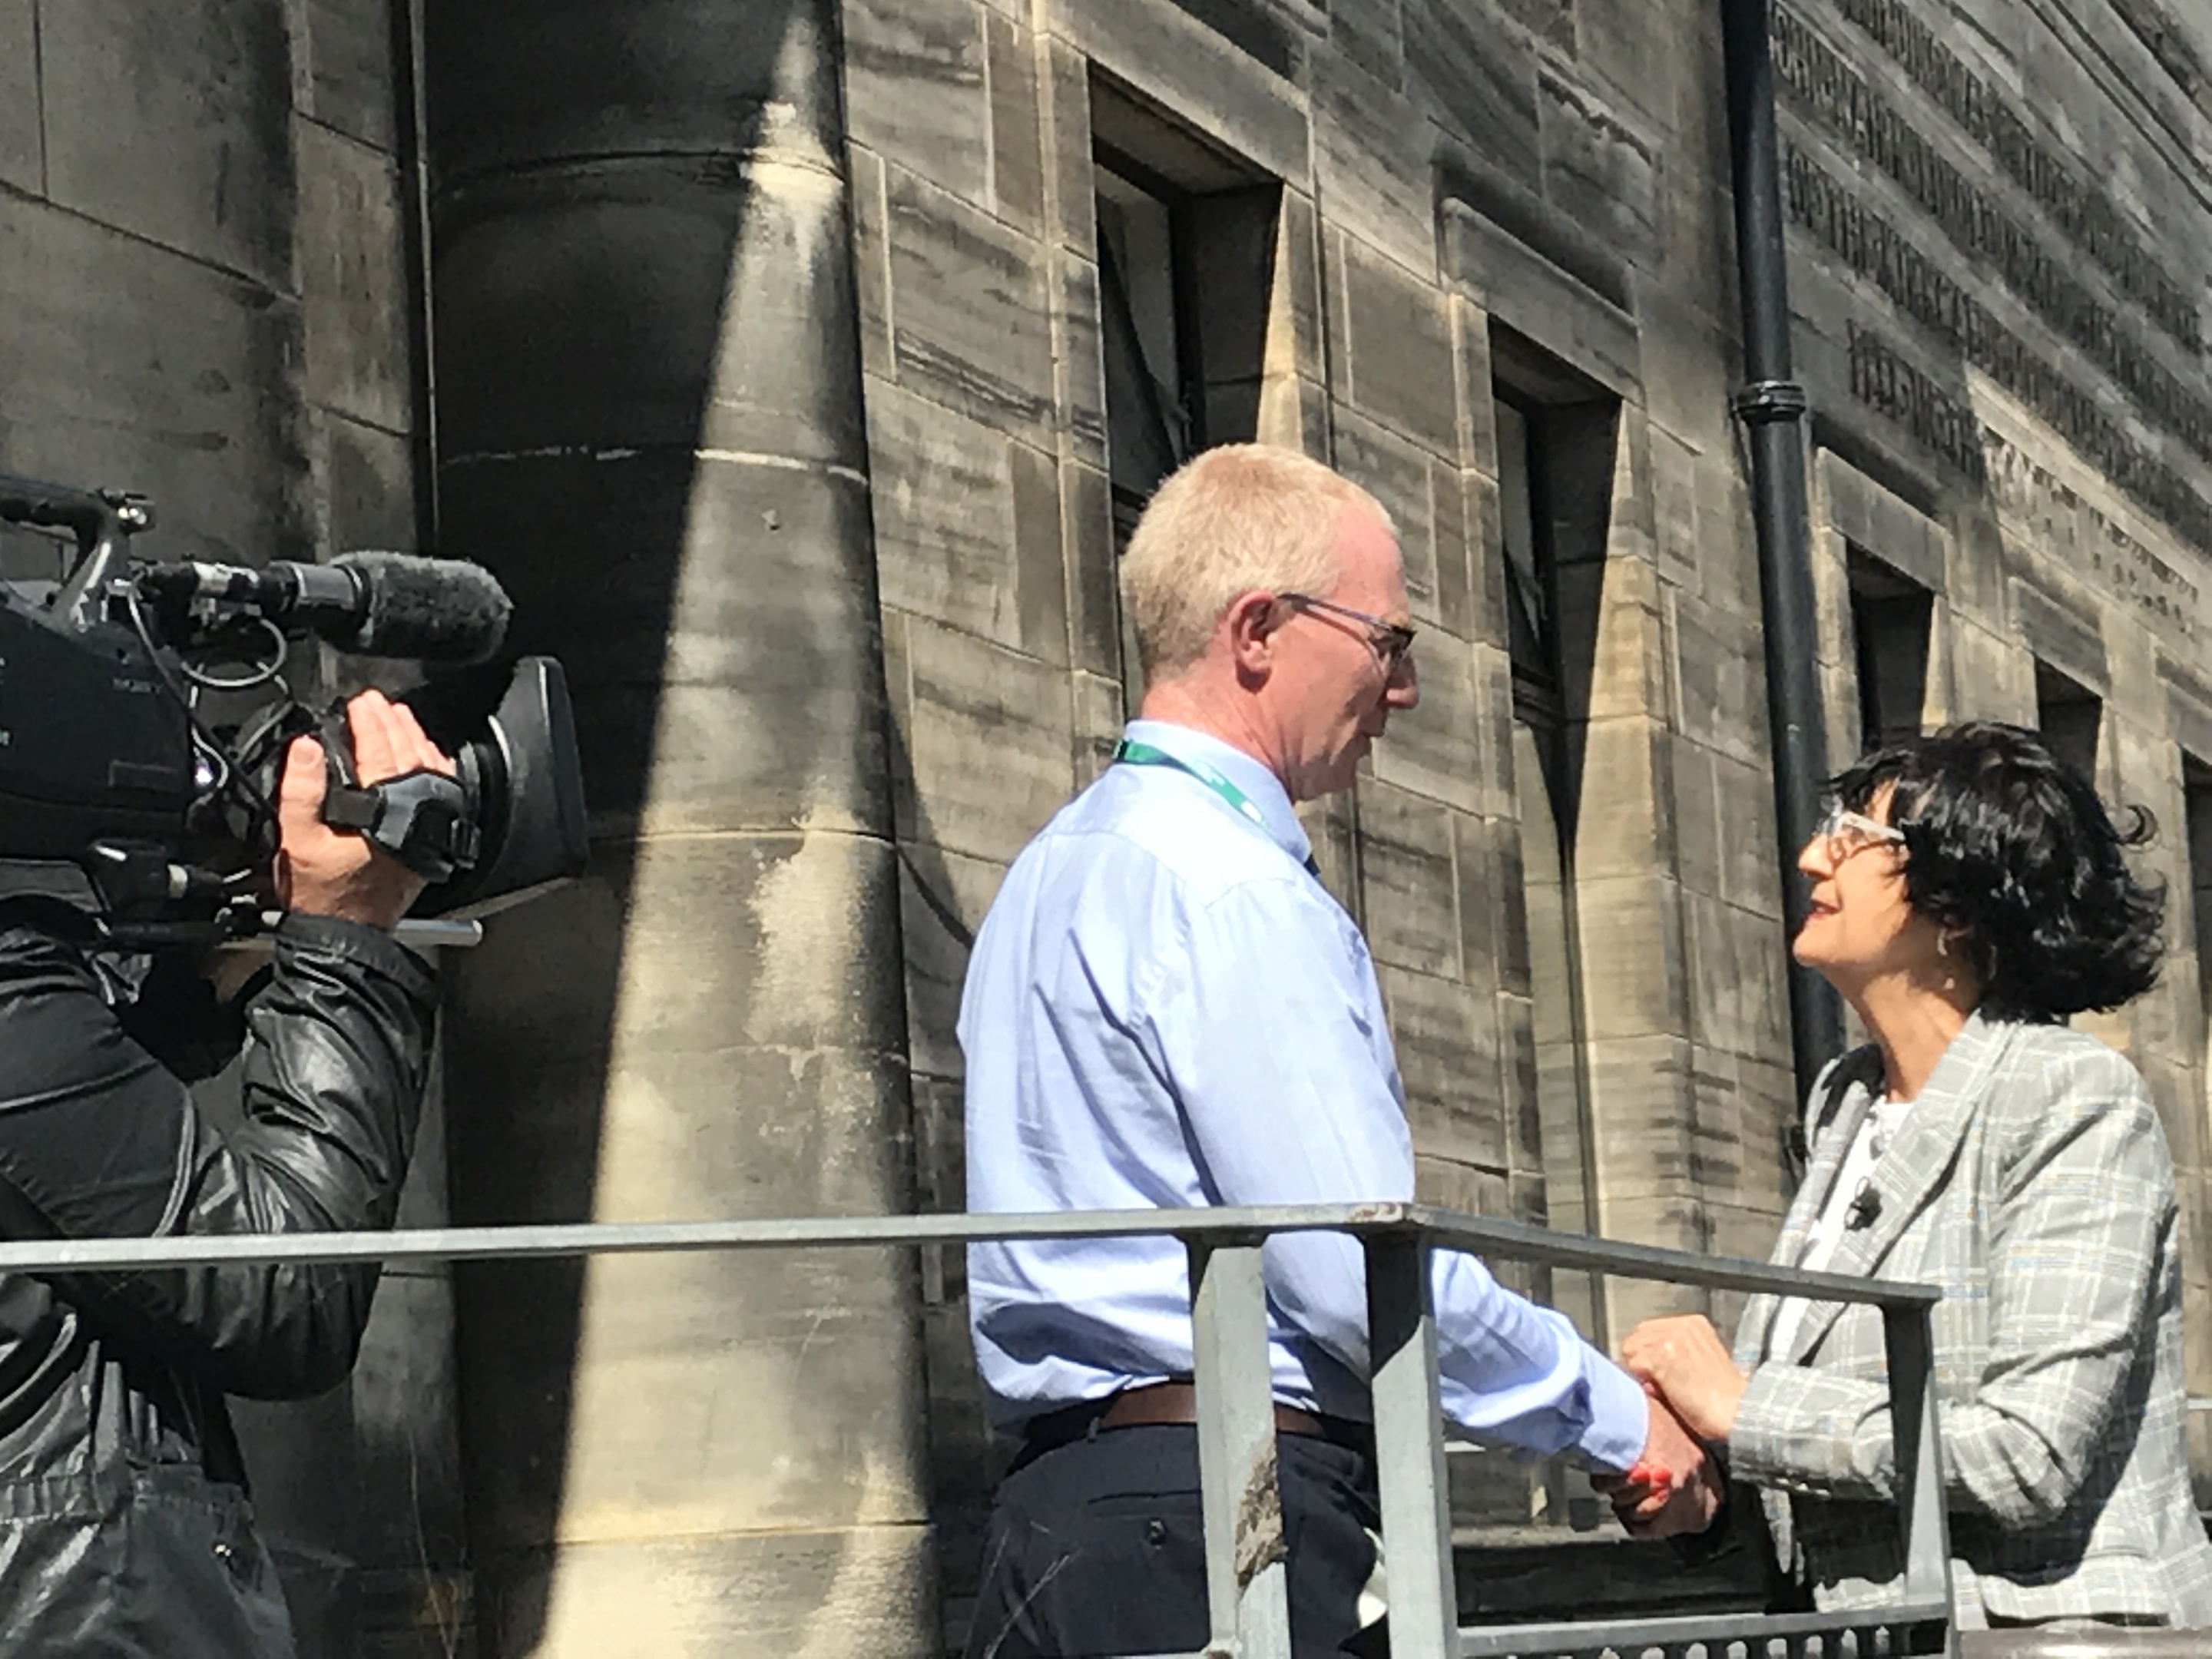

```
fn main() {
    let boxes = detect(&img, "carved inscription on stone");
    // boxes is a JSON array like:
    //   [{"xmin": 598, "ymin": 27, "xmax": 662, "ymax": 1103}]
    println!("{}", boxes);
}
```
[
  {"xmin": 1846, "ymin": 322, "xmax": 1987, "ymax": 485},
  {"xmin": 1827, "ymin": 0, "xmax": 2199, "ymax": 353},
  {"xmin": 1773, "ymin": 5, "xmax": 2212, "ymax": 476},
  {"xmin": 1789, "ymin": 148, "xmax": 2212, "ymax": 554},
  {"xmin": 1846, "ymin": 329, "xmax": 2207, "ymax": 643},
  {"xmin": 1982, "ymin": 432, "xmax": 2205, "ymax": 644}
]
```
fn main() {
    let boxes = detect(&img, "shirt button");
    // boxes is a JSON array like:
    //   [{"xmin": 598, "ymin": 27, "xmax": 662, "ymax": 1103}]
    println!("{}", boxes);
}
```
[{"xmin": 1146, "ymin": 1518, "xmax": 1169, "ymax": 1546}]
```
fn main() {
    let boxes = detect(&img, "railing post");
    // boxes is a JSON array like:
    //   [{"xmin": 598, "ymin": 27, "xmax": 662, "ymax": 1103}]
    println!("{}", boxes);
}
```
[
  {"xmin": 1187, "ymin": 1235, "xmax": 1294, "ymax": 1659},
  {"xmin": 1366, "ymin": 1230, "xmax": 1458, "ymax": 1659},
  {"xmin": 1885, "ymin": 1303, "xmax": 1957, "ymax": 1657}
]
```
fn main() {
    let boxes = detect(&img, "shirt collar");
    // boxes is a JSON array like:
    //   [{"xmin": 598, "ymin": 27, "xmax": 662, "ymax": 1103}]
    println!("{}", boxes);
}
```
[{"xmin": 1121, "ymin": 718, "xmax": 1314, "ymax": 867}]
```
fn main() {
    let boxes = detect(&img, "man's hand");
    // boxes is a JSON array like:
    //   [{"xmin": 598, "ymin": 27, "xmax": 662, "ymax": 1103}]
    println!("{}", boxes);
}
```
[
  {"xmin": 1619, "ymin": 1313, "xmax": 1749, "ymax": 1442},
  {"xmin": 1591, "ymin": 1392, "xmax": 1724, "ymax": 1538},
  {"xmin": 273, "ymin": 689, "xmax": 454, "ymax": 929}
]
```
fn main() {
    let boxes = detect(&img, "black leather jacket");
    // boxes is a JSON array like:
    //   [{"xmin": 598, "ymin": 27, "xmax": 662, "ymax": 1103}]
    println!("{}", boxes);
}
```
[{"xmin": 0, "ymin": 907, "xmax": 437, "ymax": 1657}]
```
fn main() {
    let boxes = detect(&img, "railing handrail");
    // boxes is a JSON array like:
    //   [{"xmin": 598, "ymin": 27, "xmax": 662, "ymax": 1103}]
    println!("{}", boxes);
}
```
[
  {"xmin": 2, "ymin": 1197, "xmax": 1955, "ymax": 1654},
  {"xmin": 0, "ymin": 1200, "xmax": 1942, "ymax": 1307}
]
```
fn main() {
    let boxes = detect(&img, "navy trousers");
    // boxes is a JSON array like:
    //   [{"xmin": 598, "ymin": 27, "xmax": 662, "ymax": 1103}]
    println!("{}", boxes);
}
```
[{"xmin": 963, "ymin": 1422, "xmax": 1387, "ymax": 1659}]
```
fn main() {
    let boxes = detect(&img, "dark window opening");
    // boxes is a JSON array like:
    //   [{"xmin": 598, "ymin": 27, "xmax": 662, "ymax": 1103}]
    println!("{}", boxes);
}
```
[
  {"xmin": 1489, "ymin": 349, "xmax": 1621, "ymax": 1536},
  {"xmin": 1846, "ymin": 548, "xmax": 1933, "ymax": 753},
  {"xmin": 2035, "ymin": 662, "xmax": 2102, "ymax": 783},
  {"xmin": 1497, "ymin": 398, "xmax": 1559, "ymax": 724},
  {"xmin": 1491, "ymin": 379, "xmax": 1614, "ymax": 1246},
  {"xmin": 1091, "ymin": 81, "xmax": 1277, "ymax": 712},
  {"xmin": 1097, "ymin": 160, "xmax": 1196, "ymax": 535},
  {"xmin": 1495, "ymin": 392, "xmax": 1613, "ymax": 819},
  {"xmin": 2183, "ymin": 753, "xmax": 2212, "ymax": 1033},
  {"xmin": 1092, "ymin": 80, "xmax": 1277, "ymax": 549}
]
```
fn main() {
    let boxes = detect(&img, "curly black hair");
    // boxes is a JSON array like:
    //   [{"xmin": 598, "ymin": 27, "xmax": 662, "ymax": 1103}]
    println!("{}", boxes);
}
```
[{"xmin": 1828, "ymin": 720, "xmax": 2165, "ymax": 1021}]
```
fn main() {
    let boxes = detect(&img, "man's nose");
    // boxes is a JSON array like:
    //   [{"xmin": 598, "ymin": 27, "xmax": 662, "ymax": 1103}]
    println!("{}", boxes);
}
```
[
  {"xmin": 1386, "ymin": 657, "xmax": 1419, "ymax": 710},
  {"xmin": 1797, "ymin": 833, "xmax": 1831, "ymax": 877}
]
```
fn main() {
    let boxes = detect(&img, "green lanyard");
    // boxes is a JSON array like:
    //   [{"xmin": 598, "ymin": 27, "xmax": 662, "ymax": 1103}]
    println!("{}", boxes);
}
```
[
  {"xmin": 1111, "ymin": 740, "xmax": 1323, "ymax": 882},
  {"xmin": 1111, "ymin": 738, "xmax": 1269, "ymax": 830}
]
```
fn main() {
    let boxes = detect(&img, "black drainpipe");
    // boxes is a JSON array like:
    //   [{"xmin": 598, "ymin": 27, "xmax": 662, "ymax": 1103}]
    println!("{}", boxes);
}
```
[{"xmin": 1720, "ymin": 0, "xmax": 1846, "ymax": 1127}]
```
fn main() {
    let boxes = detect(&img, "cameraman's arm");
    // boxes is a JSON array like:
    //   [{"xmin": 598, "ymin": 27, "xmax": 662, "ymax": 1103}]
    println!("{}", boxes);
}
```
[
  {"xmin": 0, "ymin": 691, "xmax": 450, "ymax": 1396},
  {"xmin": 0, "ymin": 912, "xmax": 435, "ymax": 1397}
]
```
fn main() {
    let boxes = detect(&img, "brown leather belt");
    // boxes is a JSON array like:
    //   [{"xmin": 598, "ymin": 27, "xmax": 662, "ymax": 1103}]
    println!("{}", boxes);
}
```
[{"xmin": 1098, "ymin": 1380, "xmax": 1326, "ymax": 1438}]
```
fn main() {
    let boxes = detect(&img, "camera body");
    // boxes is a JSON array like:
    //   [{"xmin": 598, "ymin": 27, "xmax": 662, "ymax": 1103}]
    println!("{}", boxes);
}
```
[
  {"xmin": 0, "ymin": 565, "xmax": 194, "ymax": 863},
  {"xmin": 0, "ymin": 474, "xmax": 587, "ymax": 945}
]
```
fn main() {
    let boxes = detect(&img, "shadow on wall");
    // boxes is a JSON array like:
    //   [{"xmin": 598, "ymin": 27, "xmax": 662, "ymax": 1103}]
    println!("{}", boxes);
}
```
[{"xmin": 423, "ymin": 2, "xmax": 924, "ymax": 1654}]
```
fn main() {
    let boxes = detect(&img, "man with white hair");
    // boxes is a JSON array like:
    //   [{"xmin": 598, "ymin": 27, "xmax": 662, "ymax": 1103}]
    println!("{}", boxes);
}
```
[{"xmin": 959, "ymin": 444, "xmax": 1711, "ymax": 1657}]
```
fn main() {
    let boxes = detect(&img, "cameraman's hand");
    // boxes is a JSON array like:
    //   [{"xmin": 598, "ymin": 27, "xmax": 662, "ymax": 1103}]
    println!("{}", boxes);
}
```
[{"xmin": 274, "ymin": 689, "xmax": 454, "ymax": 929}]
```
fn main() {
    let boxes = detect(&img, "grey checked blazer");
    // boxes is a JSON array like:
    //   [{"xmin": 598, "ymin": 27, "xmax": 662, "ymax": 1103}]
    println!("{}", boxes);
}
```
[{"xmin": 1727, "ymin": 1012, "xmax": 2212, "ymax": 1629}]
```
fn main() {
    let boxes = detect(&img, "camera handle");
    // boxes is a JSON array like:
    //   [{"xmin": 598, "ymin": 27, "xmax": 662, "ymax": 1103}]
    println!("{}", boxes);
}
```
[{"xmin": 313, "ymin": 712, "xmax": 480, "ymax": 883}]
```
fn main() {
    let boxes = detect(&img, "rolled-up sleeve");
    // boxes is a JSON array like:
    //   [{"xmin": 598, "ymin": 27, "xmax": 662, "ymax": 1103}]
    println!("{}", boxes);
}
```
[{"xmin": 1148, "ymin": 876, "xmax": 1647, "ymax": 1469}]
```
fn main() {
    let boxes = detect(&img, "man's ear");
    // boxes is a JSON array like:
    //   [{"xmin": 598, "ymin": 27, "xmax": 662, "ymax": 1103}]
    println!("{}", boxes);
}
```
[{"xmin": 1221, "ymin": 589, "xmax": 1280, "ymax": 677}]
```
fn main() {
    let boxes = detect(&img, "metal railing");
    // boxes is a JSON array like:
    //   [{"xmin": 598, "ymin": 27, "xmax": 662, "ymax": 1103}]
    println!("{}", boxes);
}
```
[
  {"xmin": 1959, "ymin": 1637, "xmax": 2206, "ymax": 1657},
  {"xmin": 0, "ymin": 1201, "xmax": 1954, "ymax": 1658}
]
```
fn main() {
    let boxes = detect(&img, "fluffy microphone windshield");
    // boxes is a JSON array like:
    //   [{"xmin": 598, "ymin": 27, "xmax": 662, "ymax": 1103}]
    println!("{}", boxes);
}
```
[{"xmin": 333, "ymin": 551, "xmax": 513, "ymax": 664}]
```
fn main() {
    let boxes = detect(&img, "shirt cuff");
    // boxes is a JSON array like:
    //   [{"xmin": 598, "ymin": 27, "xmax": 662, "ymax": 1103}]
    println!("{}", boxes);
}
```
[{"xmin": 1575, "ymin": 1356, "xmax": 1651, "ymax": 1473}]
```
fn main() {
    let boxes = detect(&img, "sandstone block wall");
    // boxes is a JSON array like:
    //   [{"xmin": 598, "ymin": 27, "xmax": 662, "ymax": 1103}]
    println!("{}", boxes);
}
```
[
  {"xmin": 5, "ymin": 0, "xmax": 2212, "ymax": 1650},
  {"xmin": 844, "ymin": 0, "xmax": 2212, "ymax": 1621}
]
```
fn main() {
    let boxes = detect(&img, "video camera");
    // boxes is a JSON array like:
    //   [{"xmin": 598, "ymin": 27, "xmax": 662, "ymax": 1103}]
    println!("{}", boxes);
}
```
[{"xmin": 0, "ymin": 473, "xmax": 587, "ymax": 947}]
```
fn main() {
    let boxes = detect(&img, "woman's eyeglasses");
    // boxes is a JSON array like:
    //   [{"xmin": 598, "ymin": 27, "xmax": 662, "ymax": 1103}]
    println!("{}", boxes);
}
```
[
  {"xmin": 1277, "ymin": 592, "xmax": 1417, "ymax": 675},
  {"xmin": 1815, "ymin": 798, "xmax": 1906, "ymax": 861}
]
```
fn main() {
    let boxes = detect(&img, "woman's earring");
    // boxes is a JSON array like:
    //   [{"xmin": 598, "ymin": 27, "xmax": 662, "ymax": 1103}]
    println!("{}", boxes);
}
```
[{"xmin": 1936, "ymin": 930, "xmax": 1950, "ymax": 958}]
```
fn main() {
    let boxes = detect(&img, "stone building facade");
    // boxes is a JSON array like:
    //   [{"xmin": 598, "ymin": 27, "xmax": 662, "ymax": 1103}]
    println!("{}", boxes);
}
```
[
  {"xmin": 0, "ymin": 0, "xmax": 2209, "ymax": 1654},
  {"xmin": 855, "ymin": 0, "xmax": 2212, "ymax": 1623}
]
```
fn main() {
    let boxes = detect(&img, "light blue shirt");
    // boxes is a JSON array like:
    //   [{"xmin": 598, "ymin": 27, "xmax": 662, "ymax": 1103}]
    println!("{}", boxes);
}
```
[{"xmin": 960, "ymin": 719, "xmax": 1649, "ymax": 1470}]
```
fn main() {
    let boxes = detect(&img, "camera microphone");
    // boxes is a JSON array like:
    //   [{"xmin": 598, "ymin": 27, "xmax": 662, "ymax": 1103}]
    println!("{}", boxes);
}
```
[
  {"xmin": 328, "ymin": 551, "xmax": 512, "ymax": 662},
  {"xmin": 139, "ymin": 552, "xmax": 512, "ymax": 664}
]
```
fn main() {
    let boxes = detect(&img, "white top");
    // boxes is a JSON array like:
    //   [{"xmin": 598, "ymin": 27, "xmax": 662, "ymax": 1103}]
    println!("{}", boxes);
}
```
[{"xmin": 1767, "ymin": 1090, "xmax": 1916, "ymax": 1360}]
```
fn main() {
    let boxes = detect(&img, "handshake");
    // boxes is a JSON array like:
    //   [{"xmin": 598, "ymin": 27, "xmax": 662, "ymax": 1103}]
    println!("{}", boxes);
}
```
[{"xmin": 1590, "ymin": 1313, "xmax": 1750, "ymax": 1540}]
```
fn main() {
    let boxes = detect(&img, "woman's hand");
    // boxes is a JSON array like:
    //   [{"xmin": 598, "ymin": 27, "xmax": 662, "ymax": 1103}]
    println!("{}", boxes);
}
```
[{"xmin": 1620, "ymin": 1313, "xmax": 1750, "ymax": 1442}]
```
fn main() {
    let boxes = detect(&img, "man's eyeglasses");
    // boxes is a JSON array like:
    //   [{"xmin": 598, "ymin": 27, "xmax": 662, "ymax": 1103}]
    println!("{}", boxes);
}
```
[
  {"xmin": 1277, "ymin": 592, "xmax": 1417, "ymax": 675},
  {"xmin": 1815, "ymin": 797, "xmax": 1906, "ymax": 861}
]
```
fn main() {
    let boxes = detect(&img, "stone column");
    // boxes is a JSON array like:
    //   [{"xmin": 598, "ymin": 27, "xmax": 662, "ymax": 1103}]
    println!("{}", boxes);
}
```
[{"xmin": 422, "ymin": 5, "xmax": 932, "ymax": 1653}]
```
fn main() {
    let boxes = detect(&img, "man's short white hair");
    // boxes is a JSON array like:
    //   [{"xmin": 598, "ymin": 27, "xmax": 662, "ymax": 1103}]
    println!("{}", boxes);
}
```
[{"xmin": 1119, "ymin": 444, "xmax": 1392, "ymax": 678}]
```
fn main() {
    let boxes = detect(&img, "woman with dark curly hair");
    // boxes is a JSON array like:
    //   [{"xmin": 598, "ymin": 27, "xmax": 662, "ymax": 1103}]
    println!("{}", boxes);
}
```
[{"xmin": 1608, "ymin": 721, "xmax": 2212, "ymax": 1632}]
